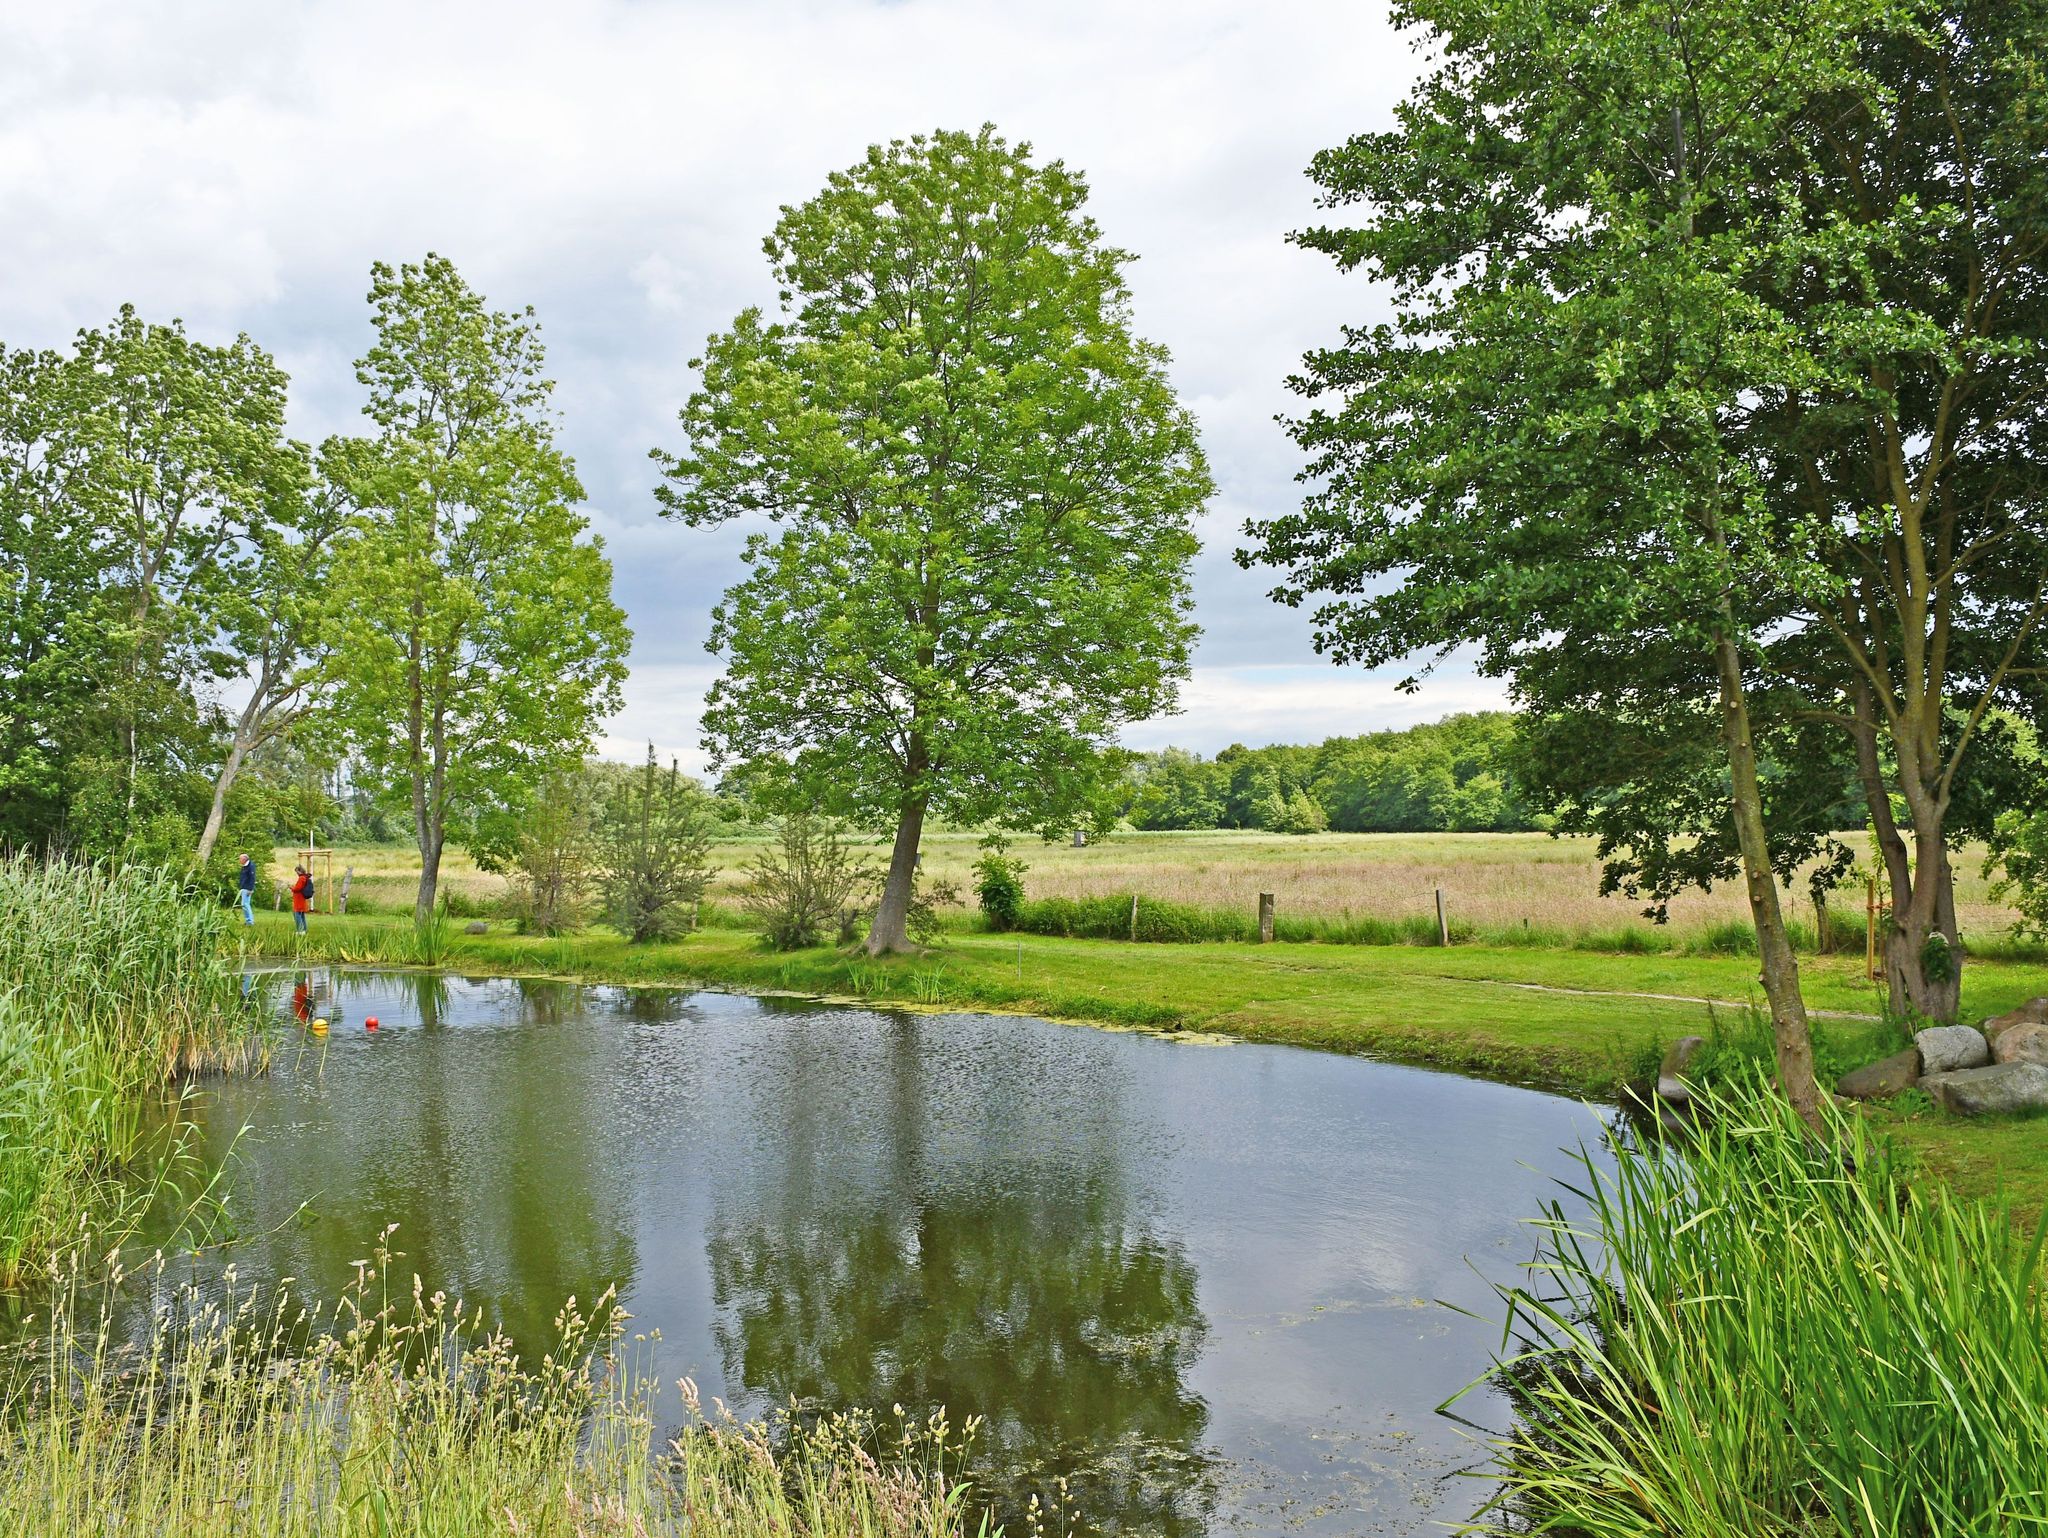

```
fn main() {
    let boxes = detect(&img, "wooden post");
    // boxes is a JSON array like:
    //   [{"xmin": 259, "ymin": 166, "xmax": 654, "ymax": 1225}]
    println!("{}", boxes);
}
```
[
  {"xmin": 1129, "ymin": 892, "xmax": 1140, "ymax": 942},
  {"xmin": 1258, "ymin": 892, "xmax": 1275, "ymax": 944},
  {"xmin": 1866, "ymin": 874, "xmax": 1879, "ymax": 981},
  {"xmin": 1435, "ymin": 888, "xmax": 1450, "ymax": 946},
  {"xmin": 1073, "ymin": 829, "xmax": 1087, "ymax": 848}
]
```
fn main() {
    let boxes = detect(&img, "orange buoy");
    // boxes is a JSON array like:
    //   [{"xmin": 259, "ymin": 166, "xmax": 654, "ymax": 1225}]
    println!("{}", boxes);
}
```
[{"xmin": 365, "ymin": 1016, "xmax": 379, "ymax": 1031}]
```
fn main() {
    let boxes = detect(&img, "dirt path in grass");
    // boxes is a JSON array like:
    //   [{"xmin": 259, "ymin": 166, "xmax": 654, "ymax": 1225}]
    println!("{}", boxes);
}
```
[{"xmin": 1470, "ymin": 975, "xmax": 1881, "ymax": 1021}]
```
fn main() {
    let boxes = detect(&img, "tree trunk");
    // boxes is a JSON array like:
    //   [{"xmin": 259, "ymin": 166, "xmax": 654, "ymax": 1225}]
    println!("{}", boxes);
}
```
[
  {"xmin": 1713, "ymin": 625, "xmax": 1823, "ymax": 1127},
  {"xmin": 1883, "ymin": 831, "xmax": 1961, "ymax": 1023},
  {"xmin": 1847, "ymin": 682, "xmax": 1962, "ymax": 1023},
  {"xmin": 415, "ymin": 828, "xmax": 444, "ymax": 927},
  {"xmin": 194, "ymin": 737, "xmax": 247, "ymax": 868},
  {"xmin": 866, "ymin": 793, "xmax": 929, "ymax": 955}
]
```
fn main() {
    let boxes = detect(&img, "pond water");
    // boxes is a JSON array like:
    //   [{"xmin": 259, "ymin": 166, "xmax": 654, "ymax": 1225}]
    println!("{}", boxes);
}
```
[{"xmin": 173, "ymin": 968, "xmax": 1610, "ymax": 1536}]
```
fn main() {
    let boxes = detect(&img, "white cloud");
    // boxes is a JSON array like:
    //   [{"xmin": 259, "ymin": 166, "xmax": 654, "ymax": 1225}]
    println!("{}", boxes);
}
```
[{"xmin": 0, "ymin": 0, "xmax": 1440, "ymax": 760}]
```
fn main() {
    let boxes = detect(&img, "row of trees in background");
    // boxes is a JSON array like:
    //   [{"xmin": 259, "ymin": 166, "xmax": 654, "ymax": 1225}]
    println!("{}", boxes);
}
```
[
  {"xmin": 1125, "ymin": 714, "xmax": 1534, "ymax": 834},
  {"xmin": 1247, "ymin": 0, "xmax": 2048, "ymax": 1113},
  {"xmin": 0, "ymin": 257, "xmax": 631, "ymax": 914}
]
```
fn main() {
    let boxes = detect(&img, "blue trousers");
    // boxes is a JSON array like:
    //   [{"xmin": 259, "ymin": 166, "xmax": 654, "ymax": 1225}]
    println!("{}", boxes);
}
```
[
  {"xmin": 240, "ymin": 889, "xmax": 254, "ymax": 925},
  {"xmin": 293, "ymin": 910, "xmax": 307, "ymax": 933}
]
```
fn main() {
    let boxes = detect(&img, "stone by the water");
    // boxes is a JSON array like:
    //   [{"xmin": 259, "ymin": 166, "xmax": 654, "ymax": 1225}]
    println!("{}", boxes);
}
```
[
  {"xmin": 1920, "ymin": 1061, "xmax": 2048, "ymax": 1117},
  {"xmin": 1656, "ymin": 1034, "xmax": 1705, "ymax": 1105},
  {"xmin": 465, "ymin": 920, "xmax": 489, "ymax": 935},
  {"xmin": 1837, "ymin": 1047, "xmax": 1922, "ymax": 1101},
  {"xmin": 1915, "ymin": 1024, "xmax": 1990, "ymax": 1075}
]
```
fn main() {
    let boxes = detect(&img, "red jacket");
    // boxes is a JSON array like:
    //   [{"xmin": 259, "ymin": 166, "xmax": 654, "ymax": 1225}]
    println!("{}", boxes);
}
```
[{"xmin": 291, "ymin": 873, "xmax": 312, "ymax": 914}]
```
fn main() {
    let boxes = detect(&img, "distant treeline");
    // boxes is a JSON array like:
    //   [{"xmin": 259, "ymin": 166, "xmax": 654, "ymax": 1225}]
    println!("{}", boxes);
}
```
[{"xmin": 1125, "ymin": 713, "xmax": 1539, "ymax": 834}]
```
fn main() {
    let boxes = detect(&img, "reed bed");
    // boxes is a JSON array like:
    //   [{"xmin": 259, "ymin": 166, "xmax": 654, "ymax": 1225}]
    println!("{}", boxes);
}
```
[
  {"xmin": 0, "ymin": 854, "xmax": 263, "ymax": 1277},
  {"xmin": 1471, "ymin": 1076, "xmax": 2048, "ymax": 1535},
  {"xmin": 0, "ymin": 1240, "xmax": 989, "ymax": 1536}
]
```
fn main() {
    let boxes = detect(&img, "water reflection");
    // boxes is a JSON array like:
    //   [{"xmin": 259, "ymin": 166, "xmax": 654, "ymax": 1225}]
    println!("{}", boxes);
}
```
[
  {"xmin": 704, "ymin": 1012, "xmax": 1211, "ymax": 1533},
  {"xmin": 111, "ymin": 970, "xmax": 1608, "ymax": 1537}
]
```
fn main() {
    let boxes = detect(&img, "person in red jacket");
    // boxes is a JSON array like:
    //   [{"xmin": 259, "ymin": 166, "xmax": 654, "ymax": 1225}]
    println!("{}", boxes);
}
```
[{"xmin": 291, "ymin": 864, "xmax": 313, "ymax": 934}]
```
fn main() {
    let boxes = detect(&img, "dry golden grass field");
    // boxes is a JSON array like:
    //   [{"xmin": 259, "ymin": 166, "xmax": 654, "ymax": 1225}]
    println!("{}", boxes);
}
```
[{"xmin": 275, "ymin": 828, "xmax": 2025, "ymax": 948}]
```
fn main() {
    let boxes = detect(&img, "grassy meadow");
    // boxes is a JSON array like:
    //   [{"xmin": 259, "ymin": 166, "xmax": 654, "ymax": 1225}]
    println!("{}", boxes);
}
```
[{"xmin": 279, "ymin": 827, "xmax": 2030, "ymax": 953}]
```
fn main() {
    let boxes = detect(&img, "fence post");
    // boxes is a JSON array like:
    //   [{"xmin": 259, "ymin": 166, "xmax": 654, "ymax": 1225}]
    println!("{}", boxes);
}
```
[
  {"xmin": 1258, "ymin": 892, "xmax": 1275, "ymax": 944},
  {"xmin": 340, "ymin": 866, "xmax": 353, "ymax": 916},
  {"xmin": 1435, "ymin": 888, "xmax": 1450, "ymax": 946},
  {"xmin": 1129, "ymin": 892, "xmax": 1140, "ymax": 943}
]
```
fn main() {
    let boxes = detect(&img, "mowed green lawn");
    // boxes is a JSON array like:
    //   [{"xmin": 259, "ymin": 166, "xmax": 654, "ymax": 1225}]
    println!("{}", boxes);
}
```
[{"xmin": 249, "ymin": 910, "xmax": 2048, "ymax": 1215}]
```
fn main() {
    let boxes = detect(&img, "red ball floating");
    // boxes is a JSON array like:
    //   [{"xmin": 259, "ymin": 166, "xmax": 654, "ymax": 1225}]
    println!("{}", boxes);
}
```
[{"xmin": 365, "ymin": 1016, "xmax": 379, "ymax": 1031}]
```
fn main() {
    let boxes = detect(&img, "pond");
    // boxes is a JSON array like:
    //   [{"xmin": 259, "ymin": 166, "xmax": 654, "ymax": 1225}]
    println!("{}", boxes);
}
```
[{"xmin": 174, "ymin": 968, "xmax": 1610, "ymax": 1536}]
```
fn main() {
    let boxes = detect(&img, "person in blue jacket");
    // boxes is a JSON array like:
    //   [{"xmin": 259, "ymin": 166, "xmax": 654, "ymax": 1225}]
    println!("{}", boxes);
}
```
[{"xmin": 237, "ymin": 853, "xmax": 257, "ymax": 926}]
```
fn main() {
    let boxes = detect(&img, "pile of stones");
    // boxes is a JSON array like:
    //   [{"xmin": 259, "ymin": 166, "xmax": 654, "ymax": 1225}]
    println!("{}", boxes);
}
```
[{"xmin": 1837, "ymin": 998, "xmax": 2048, "ymax": 1115}]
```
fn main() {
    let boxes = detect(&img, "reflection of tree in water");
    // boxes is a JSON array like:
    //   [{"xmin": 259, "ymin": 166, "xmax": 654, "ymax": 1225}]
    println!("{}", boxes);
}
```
[
  {"xmin": 704, "ymin": 1016, "xmax": 1213, "ymax": 1537},
  {"xmin": 210, "ymin": 972, "xmax": 638, "ymax": 1355}
]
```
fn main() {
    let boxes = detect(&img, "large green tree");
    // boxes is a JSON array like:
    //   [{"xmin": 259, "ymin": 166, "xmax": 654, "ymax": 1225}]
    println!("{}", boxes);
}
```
[
  {"xmin": 1242, "ymin": 0, "xmax": 1925, "ymax": 1118},
  {"xmin": 324, "ymin": 256, "xmax": 632, "ymax": 923},
  {"xmin": 656, "ymin": 127, "xmax": 1211, "ymax": 954},
  {"xmin": 0, "ymin": 312, "xmax": 308, "ymax": 864}
]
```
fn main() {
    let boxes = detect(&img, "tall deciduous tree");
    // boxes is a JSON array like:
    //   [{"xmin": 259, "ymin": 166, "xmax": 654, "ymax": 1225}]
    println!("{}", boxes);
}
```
[
  {"xmin": 656, "ymin": 127, "xmax": 1210, "ymax": 953},
  {"xmin": 1242, "ymin": 0, "xmax": 1918, "ymax": 1119},
  {"xmin": 324, "ymin": 256, "xmax": 631, "ymax": 924}
]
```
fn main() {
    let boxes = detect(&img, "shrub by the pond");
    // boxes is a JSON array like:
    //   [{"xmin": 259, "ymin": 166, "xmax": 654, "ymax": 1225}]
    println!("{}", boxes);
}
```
[
  {"xmin": 0, "ymin": 1245, "xmax": 987, "ymax": 1536},
  {"xmin": 0, "ymin": 855, "xmax": 262, "ymax": 1276},
  {"xmin": 1472, "ymin": 1075, "xmax": 2048, "ymax": 1535}
]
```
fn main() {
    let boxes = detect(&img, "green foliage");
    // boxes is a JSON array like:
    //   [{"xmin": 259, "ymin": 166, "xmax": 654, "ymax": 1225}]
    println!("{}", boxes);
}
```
[
  {"xmin": 322, "ymin": 255, "xmax": 630, "ymax": 922},
  {"xmin": 599, "ymin": 748, "xmax": 713, "ymax": 944},
  {"xmin": 1128, "ymin": 714, "xmax": 1538, "ymax": 833},
  {"xmin": 0, "ymin": 311, "xmax": 310, "ymax": 859},
  {"xmin": 741, "ymin": 813, "xmax": 876, "ymax": 952},
  {"xmin": 971, "ymin": 837, "xmax": 1030, "ymax": 931},
  {"xmin": 656, "ymin": 126, "xmax": 1209, "ymax": 950},
  {"xmin": 1475, "ymin": 1074, "xmax": 2048, "ymax": 1535},
  {"xmin": 509, "ymin": 765, "xmax": 598, "ymax": 936},
  {"xmin": 1243, "ymin": 0, "xmax": 2048, "ymax": 1022},
  {"xmin": 1990, "ymin": 809, "xmax": 2048, "ymax": 943}
]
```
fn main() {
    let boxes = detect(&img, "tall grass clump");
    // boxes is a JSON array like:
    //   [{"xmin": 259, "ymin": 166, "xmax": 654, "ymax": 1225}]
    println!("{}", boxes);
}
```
[
  {"xmin": 0, "ymin": 854, "xmax": 262, "ymax": 1277},
  {"xmin": 1471, "ymin": 1075, "xmax": 2048, "ymax": 1535},
  {"xmin": 0, "ymin": 1241, "xmax": 990, "ymax": 1536}
]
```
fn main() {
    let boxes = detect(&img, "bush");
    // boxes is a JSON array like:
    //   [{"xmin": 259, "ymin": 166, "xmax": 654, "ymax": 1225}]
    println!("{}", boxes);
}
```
[
  {"xmin": 743, "ymin": 813, "xmax": 874, "ymax": 951},
  {"xmin": 601, "ymin": 747, "xmax": 716, "ymax": 943},
  {"xmin": 508, "ymin": 766, "xmax": 597, "ymax": 935},
  {"xmin": 971, "ymin": 838, "xmax": 1030, "ymax": 931}
]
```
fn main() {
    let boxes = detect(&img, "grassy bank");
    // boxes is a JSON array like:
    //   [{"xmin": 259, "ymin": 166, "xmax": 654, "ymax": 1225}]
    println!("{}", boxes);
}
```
[
  {"xmin": 1475, "ymin": 1075, "xmax": 2048, "ymax": 1535},
  {"xmin": 0, "ymin": 1244, "xmax": 984, "ymax": 1536},
  {"xmin": 0, "ymin": 856, "xmax": 263, "ymax": 1277},
  {"xmin": 248, "ymin": 910, "xmax": 2048, "ymax": 1214}
]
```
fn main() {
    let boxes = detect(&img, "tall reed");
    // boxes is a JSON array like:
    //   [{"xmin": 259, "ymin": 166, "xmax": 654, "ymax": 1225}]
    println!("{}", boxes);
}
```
[
  {"xmin": 0, "ymin": 854, "xmax": 262, "ymax": 1276},
  {"xmin": 1469, "ymin": 1076, "xmax": 2048, "ymax": 1535},
  {"xmin": 0, "ymin": 1239, "xmax": 989, "ymax": 1536}
]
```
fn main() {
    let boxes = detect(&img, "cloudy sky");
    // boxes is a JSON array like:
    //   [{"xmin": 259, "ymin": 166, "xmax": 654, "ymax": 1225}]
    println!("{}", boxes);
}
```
[{"xmin": 0, "ymin": 0, "xmax": 1505, "ymax": 773}]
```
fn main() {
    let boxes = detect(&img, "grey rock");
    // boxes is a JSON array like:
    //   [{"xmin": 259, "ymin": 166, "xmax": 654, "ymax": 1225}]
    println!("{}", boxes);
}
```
[
  {"xmin": 1992, "ymin": 1021, "xmax": 2048, "ymax": 1067},
  {"xmin": 1915, "ymin": 1024, "xmax": 1990, "ymax": 1075},
  {"xmin": 464, "ymin": 920, "xmax": 489, "ymax": 935},
  {"xmin": 1656, "ymin": 1034, "xmax": 1706, "ymax": 1105},
  {"xmin": 1983, "ymin": 998, "xmax": 2048, "ymax": 1041},
  {"xmin": 1837, "ymin": 1047, "xmax": 1923, "ymax": 1101},
  {"xmin": 1920, "ymin": 1061, "xmax": 2048, "ymax": 1117}
]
